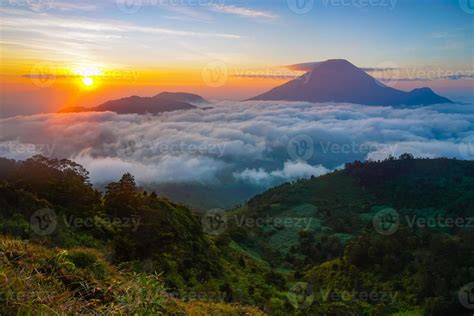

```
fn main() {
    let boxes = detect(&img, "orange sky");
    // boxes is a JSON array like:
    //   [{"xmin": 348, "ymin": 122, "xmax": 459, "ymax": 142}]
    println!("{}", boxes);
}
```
[
  {"xmin": 1, "ymin": 1, "xmax": 473, "ymax": 116},
  {"xmin": 0, "ymin": 63, "xmax": 296, "ymax": 116},
  {"xmin": 1, "ymin": 61, "xmax": 473, "ymax": 117}
]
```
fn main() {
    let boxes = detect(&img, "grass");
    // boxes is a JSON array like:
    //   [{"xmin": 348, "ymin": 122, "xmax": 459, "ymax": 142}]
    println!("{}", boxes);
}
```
[{"xmin": 0, "ymin": 236, "xmax": 266, "ymax": 315}]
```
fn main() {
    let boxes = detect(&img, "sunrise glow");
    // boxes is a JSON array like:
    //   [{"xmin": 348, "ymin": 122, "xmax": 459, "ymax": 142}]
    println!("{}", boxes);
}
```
[
  {"xmin": 0, "ymin": 1, "xmax": 472, "ymax": 113},
  {"xmin": 81, "ymin": 77, "xmax": 94, "ymax": 87}
]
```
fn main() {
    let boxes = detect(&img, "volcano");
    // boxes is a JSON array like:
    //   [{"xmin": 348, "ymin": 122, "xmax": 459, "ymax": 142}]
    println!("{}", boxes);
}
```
[{"xmin": 250, "ymin": 59, "xmax": 452, "ymax": 106}]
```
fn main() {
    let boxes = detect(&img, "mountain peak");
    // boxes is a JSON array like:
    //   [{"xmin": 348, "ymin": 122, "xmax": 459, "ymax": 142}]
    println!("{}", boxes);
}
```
[
  {"xmin": 250, "ymin": 59, "xmax": 453, "ymax": 106},
  {"xmin": 320, "ymin": 58, "xmax": 353, "ymax": 66},
  {"xmin": 411, "ymin": 87, "xmax": 433, "ymax": 93},
  {"xmin": 58, "ymin": 92, "xmax": 208, "ymax": 115},
  {"xmin": 153, "ymin": 92, "xmax": 208, "ymax": 104}
]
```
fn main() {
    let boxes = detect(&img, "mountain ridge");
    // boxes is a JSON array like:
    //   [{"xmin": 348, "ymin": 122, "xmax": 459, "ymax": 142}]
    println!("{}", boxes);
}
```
[
  {"xmin": 59, "ymin": 92, "xmax": 207, "ymax": 115},
  {"xmin": 250, "ymin": 59, "xmax": 453, "ymax": 106}
]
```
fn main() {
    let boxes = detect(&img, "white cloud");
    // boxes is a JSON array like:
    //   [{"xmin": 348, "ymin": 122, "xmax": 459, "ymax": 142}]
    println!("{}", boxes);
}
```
[
  {"xmin": 271, "ymin": 161, "xmax": 330, "ymax": 179},
  {"xmin": 74, "ymin": 151, "xmax": 226, "ymax": 184},
  {"xmin": 234, "ymin": 161, "xmax": 330, "ymax": 185},
  {"xmin": 210, "ymin": 4, "xmax": 277, "ymax": 19},
  {"xmin": 4, "ymin": 0, "xmax": 97, "ymax": 12},
  {"xmin": 0, "ymin": 7, "xmax": 241, "ymax": 39},
  {"xmin": 1, "ymin": 101, "xmax": 473, "ymax": 188}
]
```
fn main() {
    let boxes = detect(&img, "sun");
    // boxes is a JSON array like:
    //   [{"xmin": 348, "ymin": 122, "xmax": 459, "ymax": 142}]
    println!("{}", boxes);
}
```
[
  {"xmin": 82, "ymin": 77, "xmax": 94, "ymax": 87},
  {"xmin": 72, "ymin": 65, "xmax": 102, "ymax": 89}
]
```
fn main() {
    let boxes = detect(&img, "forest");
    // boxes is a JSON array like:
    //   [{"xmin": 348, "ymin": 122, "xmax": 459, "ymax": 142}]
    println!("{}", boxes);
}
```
[{"xmin": 0, "ymin": 155, "xmax": 473, "ymax": 315}]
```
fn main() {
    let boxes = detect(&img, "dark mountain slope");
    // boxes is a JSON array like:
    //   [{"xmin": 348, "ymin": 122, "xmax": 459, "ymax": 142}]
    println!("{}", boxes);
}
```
[
  {"xmin": 58, "ymin": 92, "xmax": 207, "ymax": 115},
  {"xmin": 250, "ymin": 59, "xmax": 453, "ymax": 106},
  {"xmin": 223, "ymin": 156, "xmax": 473, "ymax": 315},
  {"xmin": 229, "ymin": 156, "xmax": 474, "ymax": 265},
  {"xmin": 153, "ymin": 91, "xmax": 208, "ymax": 104}
]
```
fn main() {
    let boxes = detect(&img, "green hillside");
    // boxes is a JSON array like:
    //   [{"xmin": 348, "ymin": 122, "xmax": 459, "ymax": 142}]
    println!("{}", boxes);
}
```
[
  {"xmin": 0, "ymin": 155, "xmax": 473, "ymax": 315},
  {"xmin": 223, "ymin": 156, "xmax": 474, "ymax": 315}
]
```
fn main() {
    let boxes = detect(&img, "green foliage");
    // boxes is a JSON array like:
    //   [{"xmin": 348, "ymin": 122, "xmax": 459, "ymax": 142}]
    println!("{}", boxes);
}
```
[
  {"xmin": 114, "ymin": 272, "xmax": 166, "ymax": 314},
  {"xmin": 1, "ymin": 155, "xmax": 474, "ymax": 315},
  {"xmin": 65, "ymin": 248, "xmax": 108, "ymax": 279},
  {"xmin": 0, "ymin": 237, "xmax": 262, "ymax": 315}
]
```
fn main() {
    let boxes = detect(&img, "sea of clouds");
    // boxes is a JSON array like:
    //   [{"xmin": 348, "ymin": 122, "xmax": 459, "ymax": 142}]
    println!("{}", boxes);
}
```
[{"xmin": 1, "ymin": 101, "xmax": 474, "ymax": 188}]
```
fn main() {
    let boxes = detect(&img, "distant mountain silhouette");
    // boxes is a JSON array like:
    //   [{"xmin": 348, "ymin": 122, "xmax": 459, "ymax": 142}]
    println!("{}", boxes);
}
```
[
  {"xmin": 250, "ymin": 59, "xmax": 453, "ymax": 106},
  {"xmin": 154, "ymin": 92, "xmax": 208, "ymax": 104},
  {"xmin": 59, "ymin": 92, "xmax": 207, "ymax": 115}
]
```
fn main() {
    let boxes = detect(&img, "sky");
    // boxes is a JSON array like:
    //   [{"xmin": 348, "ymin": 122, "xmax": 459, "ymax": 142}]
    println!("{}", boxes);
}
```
[{"xmin": 0, "ymin": 0, "xmax": 473, "ymax": 116}]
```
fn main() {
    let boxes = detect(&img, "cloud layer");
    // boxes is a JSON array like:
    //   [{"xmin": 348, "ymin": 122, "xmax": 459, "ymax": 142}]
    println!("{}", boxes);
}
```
[{"xmin": 1, "ymin": 101, "xmax": 473, "ymax": 188}]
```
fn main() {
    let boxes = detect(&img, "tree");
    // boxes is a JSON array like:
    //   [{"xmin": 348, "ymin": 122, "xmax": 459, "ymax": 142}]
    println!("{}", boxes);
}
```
[
  {"xmin": 399, "ymin": 153, "xmax": 414, "ymax": 160},
  {"xmin": 104, "ymin": 173, "xmax": 139, "ymax": 218}
]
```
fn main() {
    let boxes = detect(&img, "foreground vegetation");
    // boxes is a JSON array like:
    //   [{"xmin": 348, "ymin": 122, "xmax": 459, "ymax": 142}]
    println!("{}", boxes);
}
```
[
  {"xmin": 0, "ymin": 237, "xmax": 265, "ymax": 315},
  {"xmin": 0, "ymin": 155, "xmax": 473, "ymax": 315}
]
